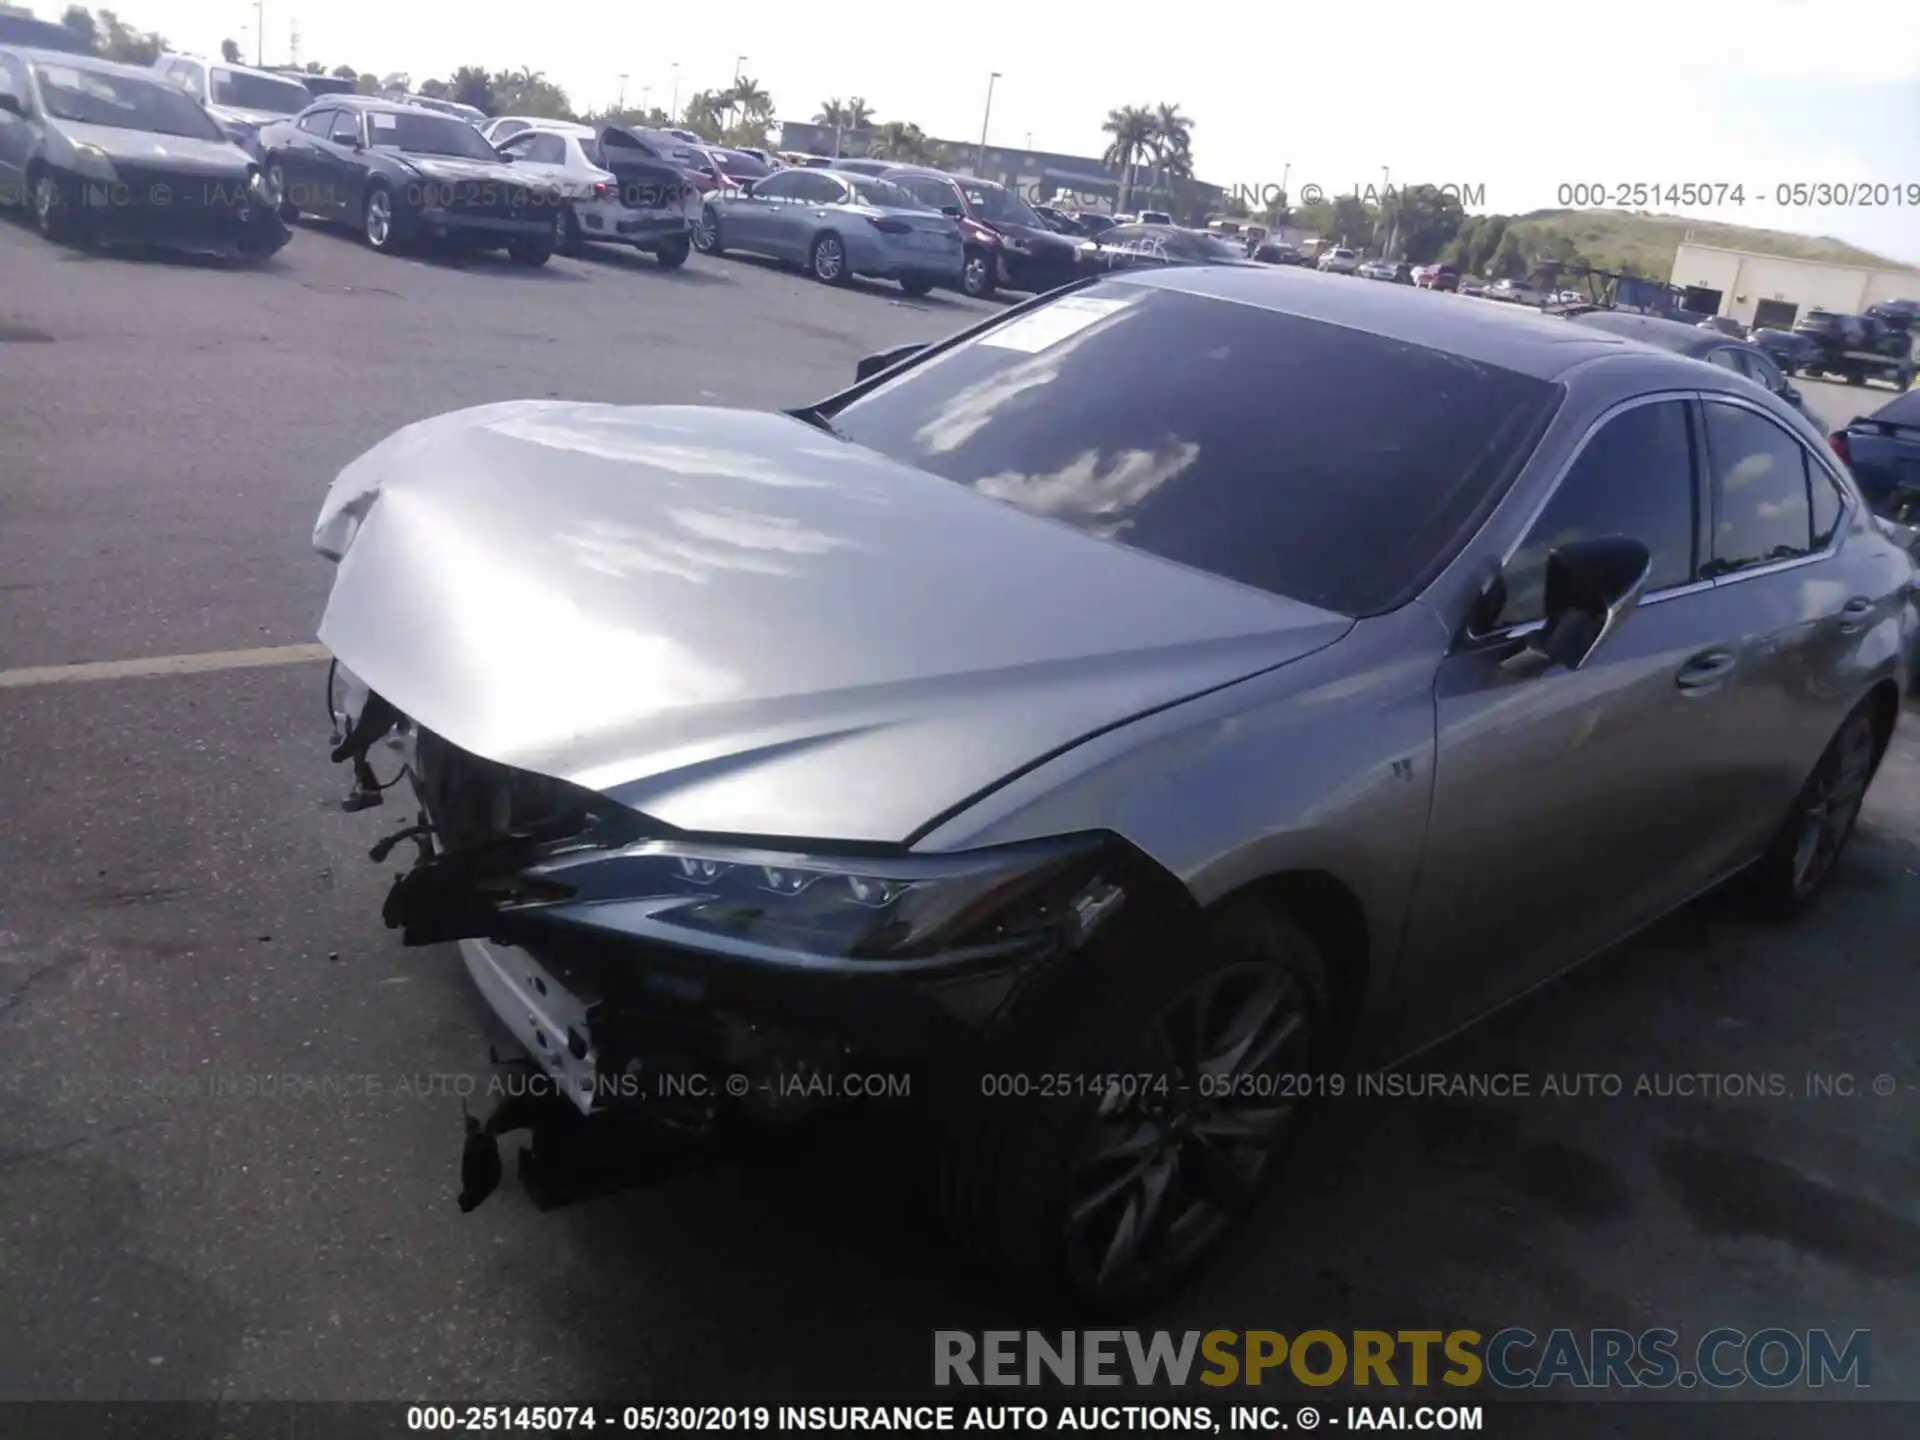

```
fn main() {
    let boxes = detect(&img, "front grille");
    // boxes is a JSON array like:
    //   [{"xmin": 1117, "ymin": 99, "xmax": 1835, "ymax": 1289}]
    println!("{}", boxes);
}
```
[{"xmin": 94, "ymin": 167, "xmax": 252, "ymax": 217}]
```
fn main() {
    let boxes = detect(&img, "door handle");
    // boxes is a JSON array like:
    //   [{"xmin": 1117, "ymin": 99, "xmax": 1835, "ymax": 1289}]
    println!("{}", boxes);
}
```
[
  {"xmin": 1675, "ymin": 649, "xmax": 1737, "ymax": 691},
  {"xmin": 1837, "ymin": 597, "xmax": 1874, "ymax": 633}
]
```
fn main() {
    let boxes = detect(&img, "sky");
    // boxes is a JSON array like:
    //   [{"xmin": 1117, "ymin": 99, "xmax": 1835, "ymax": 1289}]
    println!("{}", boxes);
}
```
[{"xmin": 34, "ymin": 0, "xmax": 1920, "ymax": 263}]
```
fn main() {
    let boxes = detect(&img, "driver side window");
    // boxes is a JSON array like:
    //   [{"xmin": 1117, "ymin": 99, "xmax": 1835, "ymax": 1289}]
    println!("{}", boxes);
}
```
[
  {"xmin": 330, "ymin": 112, "xmax": 361, "ymax": 146},
  {"xmin": 1496, "ymin": 399, "xmax": 1699, "ymax": 628}
]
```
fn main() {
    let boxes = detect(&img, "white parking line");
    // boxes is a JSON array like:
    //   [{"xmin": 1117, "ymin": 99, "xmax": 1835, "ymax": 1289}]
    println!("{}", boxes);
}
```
[{"xmin": 0, "ymin": 643, "xmax": 330, "ymax": 690}]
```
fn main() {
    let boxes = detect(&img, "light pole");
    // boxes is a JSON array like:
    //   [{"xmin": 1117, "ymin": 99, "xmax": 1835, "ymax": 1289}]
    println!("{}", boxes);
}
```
[
  {"xmin": 1381, "ymin": 165, "xmax": 1394, "ymax": 259},
  {"xmin": 254, "ymin": 0, "xmax": 264, "ymax": 66},
  {"xmin": 1279, "ymin": 160, "xmax": 1290, "ymax": 223},
  {"xmin": 616, "ymin": 73, "xmax": 628, "ymax": 111},
  {"xmin": 976, "ymin": 71, "xmax": 1000, "ymax": 175},
  {"xmin": 640, "ymin": 86, "xmax": 650, "ymax": 116},
  {"xmin": 669, "ymin": 63, "xmax": 679, "ymax": 123}
]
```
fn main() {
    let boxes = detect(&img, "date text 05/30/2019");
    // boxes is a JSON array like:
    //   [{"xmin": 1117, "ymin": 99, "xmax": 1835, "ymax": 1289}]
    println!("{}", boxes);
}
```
[{"xmin": 1558, "ymin": 182, "xmax": 1918, "ymax": 208}]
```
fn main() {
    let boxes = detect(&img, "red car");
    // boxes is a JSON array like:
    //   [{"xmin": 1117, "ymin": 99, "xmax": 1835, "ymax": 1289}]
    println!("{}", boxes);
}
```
[{"xmin": 1418, "ymin": 264, "xmax": 1460, "ymax": 292}]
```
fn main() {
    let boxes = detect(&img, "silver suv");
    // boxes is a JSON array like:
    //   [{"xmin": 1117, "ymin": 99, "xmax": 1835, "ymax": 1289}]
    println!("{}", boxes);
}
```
[{"xmin": 152, "ymin": 52, "xmax": 314, "ymax": 155}]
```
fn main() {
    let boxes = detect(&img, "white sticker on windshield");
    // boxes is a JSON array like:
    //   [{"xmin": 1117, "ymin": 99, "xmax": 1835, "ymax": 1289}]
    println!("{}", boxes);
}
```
[
  {"xmin": 372, "ymin": 112, "xmax": 397, "ymax": 129},
  {"xmin": 977, "ymin": 295, "xmax": 1133, "ymax": 354}
]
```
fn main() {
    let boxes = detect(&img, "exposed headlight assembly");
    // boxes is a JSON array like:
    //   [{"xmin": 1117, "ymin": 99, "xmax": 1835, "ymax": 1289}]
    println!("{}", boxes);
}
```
[
  {"xmin": 510, "ymin": 833, "xmax": 1130, "ymax": 971},
  {"xmin": 69, "ymin": 141, "xmax": 116, "ymax": 180}
]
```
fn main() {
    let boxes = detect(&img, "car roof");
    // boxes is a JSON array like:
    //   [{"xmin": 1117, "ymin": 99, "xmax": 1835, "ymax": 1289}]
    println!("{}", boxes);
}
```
[
  {"xmin": 1565, "ymin": 309, "xmax": 1725, "ymax": 355},
  {"xmin": 159, "ymin": 51, "xmax": 301, "ymax": 81},
  {"xmin": 882, "ymin": 165, "xmax": 1004, "ymax": 189},
  {"xmin": 1111, "ymin": 265, "xmax": 1679, "ymax": 381},
  {"xmin": 3, "ymin": 45, "xmax": 167, "ymax": 80}
]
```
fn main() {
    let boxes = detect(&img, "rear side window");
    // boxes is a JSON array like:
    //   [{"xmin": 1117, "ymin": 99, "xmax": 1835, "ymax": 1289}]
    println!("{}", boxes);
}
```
[
  {"xmin": 297, "ymin": 108, "xmax": 335, "ymax": 136},
  {"xmin": 1496, "ymin": 400, "xmax": 1699, "ymax": 627},
  {"xmin": 827, "ymin": 282, "xmax": 1563, "ymax": 616},
  {"xmin": 1702, "ymin": 401, "xmax": 1817, "ymax": 575}
]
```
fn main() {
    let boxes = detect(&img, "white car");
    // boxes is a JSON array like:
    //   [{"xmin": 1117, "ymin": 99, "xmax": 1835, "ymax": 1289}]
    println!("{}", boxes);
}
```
[
  {"xmin": 1489, "ymin": 278, "xmax": 1547, "ymax": 305},
  {"xmin": 1137, "ymin": 209, "xmax": 1173, "ymax": 225},
  {"xmin": 1318, "ymin": 246, "xmax": 1359, "ymax": 274},
  {"xmin": 1358, "ymin": 257, "xmax": 1400, "ymax": 282},
  {"xmin": 481, "ymin": 115, "xmax": 594, "ymax": 147},
  {"xmin": 495, "ymin": 125, "xmax": 699, "ymax": 266}
]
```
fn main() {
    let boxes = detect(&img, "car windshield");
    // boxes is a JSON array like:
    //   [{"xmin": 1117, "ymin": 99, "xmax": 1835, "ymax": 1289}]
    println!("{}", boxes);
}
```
[
  {"xmin": 367, "ymin": 109, "xmax": 499, "ymax": 159},
  {"xmin": 828, "ymin": 281, "xmax": 1562, "ymax": 616},
  {"xmin": 964, "ymin": 182, "xmax": 1043, "ymax": 227},
  {"xmin": 209, "ymin": 67, "xmax": 311, "ymax": 114},
  {"xmin": 847, "ymin": 177, "xmax": 927, "ymax": 209},
  {"xmin": 33, "ymin": 62, "xmax": 224, "ymax": 140},
  {"xmin": 713, "ymin": 148, "xmax": 770, "ymax": 178}
]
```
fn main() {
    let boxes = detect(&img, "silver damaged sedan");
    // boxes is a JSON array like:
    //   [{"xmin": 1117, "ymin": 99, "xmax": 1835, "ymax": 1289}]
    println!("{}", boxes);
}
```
[{"xmin": 313, "ymin": 267, "xmax": 1917, "ymax": 1313}]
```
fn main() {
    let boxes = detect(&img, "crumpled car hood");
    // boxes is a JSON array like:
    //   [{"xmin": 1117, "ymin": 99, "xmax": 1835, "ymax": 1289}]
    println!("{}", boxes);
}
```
[
  {"xmin": 59, "ymin": 121, "xmax": 249, "ymax": 174},
  {"xmin": 315, "ymin": 402, "xmax": 1352, "ymax": 844}
]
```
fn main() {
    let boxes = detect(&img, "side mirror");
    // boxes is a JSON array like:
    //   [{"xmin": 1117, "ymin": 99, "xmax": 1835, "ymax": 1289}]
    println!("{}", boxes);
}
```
[
  {"xmin": 736, "ymin": 179, "xmax": 755, "ymax": 196},
  {"xmin": 856, "ymin": 343, "xmax": 926, "ymax": 382},
  {"xmin": 0, "ymin": 94, "xmax": 24, "ymax": 117},
  {"xmin": 940, "ymin": 205, "xmax": 962, "ymax": 218},
  {"xmin": 1526, "ymin": 537, "xmax": 1653, "ymax": 672}
]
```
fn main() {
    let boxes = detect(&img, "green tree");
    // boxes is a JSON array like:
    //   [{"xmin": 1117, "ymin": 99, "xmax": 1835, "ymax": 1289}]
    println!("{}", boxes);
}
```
[
  {"xmin": 488, "ymin": 67, "xmax": 571, "ymax": 119},
  {"xmin": 1394, "ymin": 186, "xmax": 1469, "ymax": 264},
  {"xmin": 1466, "ymin": 215, "xmax": 1508, "ymax": 275},
  {"xmin": 867, "ymin": 120, "xmax": 935, "ymax": 164},
  {"xmin": 1145, "ymin": 101, "xmax": 1193, "ymax": 207},
  {"xmin": 331, "ymin": 64, "xmax": 357, "ymax": 81},
  {"xmin": 418, "ymin": 78, "xmax": 450, "ymax": 99},
  {"xmin": 220, "ymin": 38, "xmax": 242, "ymax": 63},
  {"xmin": 679, "ymin": 90, "xmax": 726, "ymax": 142},
  {"xmin": 1328, "ymin": 194, "xmax": 1375, "ymax": 250},
  {"xmin": 1488, "ymin": 229, "xmax": 1528, "ymax": 279},
  {"xmin": 449, "ymin": 66, "xmax": 496, "ymax": 114},
  {"xmin": 95, "ymin": 9, "xmax": 166, "ymax": 65},
  {"xmin": 1100, "ymin": 105, "xmax": 1155, "ymax": 212},
  {"xmin": 59, "ymin": 6, "xmax": 98, "ymax": 51}
]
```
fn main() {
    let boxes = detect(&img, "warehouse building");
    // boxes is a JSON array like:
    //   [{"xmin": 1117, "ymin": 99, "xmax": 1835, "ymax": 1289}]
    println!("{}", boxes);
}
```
[{"xmin": 1669, "ymin": 243, "xmax": 1920, "ymax": 330}]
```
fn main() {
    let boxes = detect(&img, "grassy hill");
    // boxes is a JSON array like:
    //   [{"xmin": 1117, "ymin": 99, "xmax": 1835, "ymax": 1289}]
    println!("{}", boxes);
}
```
[{"xmin": 1503, "ymin": 208, "xmax": 1917, "ymax": 279}]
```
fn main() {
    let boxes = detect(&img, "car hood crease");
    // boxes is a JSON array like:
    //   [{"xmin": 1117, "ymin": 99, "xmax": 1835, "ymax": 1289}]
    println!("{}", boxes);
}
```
[{"xmin": 315, "ymin": 402, "xmax": 1352, "ymax": 842}]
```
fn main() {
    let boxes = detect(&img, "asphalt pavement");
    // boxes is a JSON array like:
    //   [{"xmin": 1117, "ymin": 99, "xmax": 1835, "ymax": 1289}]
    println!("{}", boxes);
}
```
[{"xmin": 1, "ymin": 214, "xmax": 1917, "ymax": 1428}]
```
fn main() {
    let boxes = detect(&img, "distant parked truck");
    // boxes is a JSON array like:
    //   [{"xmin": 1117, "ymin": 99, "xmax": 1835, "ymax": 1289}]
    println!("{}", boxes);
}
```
[{"xmin": 1795, "ymin": 308, "xmax": 1916, "ymax": 390}]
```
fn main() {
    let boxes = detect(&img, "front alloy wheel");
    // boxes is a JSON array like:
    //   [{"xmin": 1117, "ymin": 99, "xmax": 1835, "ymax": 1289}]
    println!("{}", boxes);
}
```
[
  {"xmin": 33, "ymin": 172, "xmax": 75, "ymax": 243},
  {"xmin": 363, "ymin": 186, "xmax": 398, "ymax": 251},
  {"xmin": 811, "ymin": 232, "xmax": 848, "ymax": 285},
  {"xmin": 962, "ymin": 246, "xmax": 996, "ymax": 299},
  {"xmin": 1062, "ymin": 961, "xmax": 1314, "ymax": 1299},
  {"xmin": 693, "ymin": 205, "xmax": 722, "ymax": 255},
  {"xmin": 1788, "ymin": 709, "xmax": 1876, "ymax": 899}
]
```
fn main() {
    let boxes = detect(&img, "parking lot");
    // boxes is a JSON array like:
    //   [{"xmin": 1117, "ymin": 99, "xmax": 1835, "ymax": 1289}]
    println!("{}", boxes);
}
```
[{"xmin": 1, "ymin": 214, "xmax": 1916, "ymax": 1428}]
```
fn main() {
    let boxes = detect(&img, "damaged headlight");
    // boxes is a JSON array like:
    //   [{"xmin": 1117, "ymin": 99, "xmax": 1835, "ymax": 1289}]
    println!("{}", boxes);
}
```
[{"xmin": 518, "ymin": 833, "xmax": 1129, "ymax": 968}]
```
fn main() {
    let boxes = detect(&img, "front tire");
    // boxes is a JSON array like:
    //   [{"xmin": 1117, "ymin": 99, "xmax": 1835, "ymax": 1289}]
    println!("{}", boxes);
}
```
[
  {"xmin": 264, "ymin": 159, "xmax": 298, "ymax": 222},
  {"xmin": 961, "ymin": 245, "xmax": 997, "ymax": 299},
  {"xmin": 809, "ymin": 231, "xmax": 850, "ymax": 285},
  {"xmin": 508, "ymin": 231, "xmax": 553, "ymax": 267},
  {"xmin": 1747, "ymin": 701, "xmax": 1882, "ymax": 919},
  {"xmin": 653, "ymin": 234, "xmax": 691, "ymax": 270},
  {"xmin": 552, "ymin": 205, "xmax": 580, "ymax": 255},
  {"xmin": 900, "ymin": 274, "xmax": 935, "ymax": 297},
  {"xmin": 31, "ymin": 169, "xmax": 79, "ymax": 245},
  {"xmin": 693, "ymin": 205, "xmax": 723, "ymax": 255},
  {"xmin": 362, "ymin": 183, "xmax": 405, "ymax": 253},
  {"xmin": 938, "ymin": 899, "xmax": 1331, "ymax": 1315}
]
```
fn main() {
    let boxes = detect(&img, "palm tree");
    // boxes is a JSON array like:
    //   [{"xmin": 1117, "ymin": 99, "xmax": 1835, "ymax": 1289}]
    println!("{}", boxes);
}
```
[
  {"xmin": 1151, "ymin": 102, "xmax": 1193, "ymax": 197},
  {"xmin": 1100, "ymin": 105, "xmax": 1155, "ymax": 213},
  {"xmin": 813, "ymin": 98, "xmax": 851, "ymax": 127},
  {"xmin": 844, "ymin": 96, "xmax": 874, "ymax": 129},
  {"xmin": 723, "ymin": 75, "xmax": 770, "ymax": 129},
  {"xmin": 868, "ymin": 120, "xmax": 935, "ymax": 165}
]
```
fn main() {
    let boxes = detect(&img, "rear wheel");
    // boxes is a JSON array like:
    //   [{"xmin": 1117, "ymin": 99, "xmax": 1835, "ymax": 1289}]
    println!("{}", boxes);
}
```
[
  {"xmin": 552, "ymin": 205, "xmax": 580, "ymax": 255},
  {"xmin": 937, "ymin": 899, "xmax": 1330, "ymax": 1315},
  {"xmin": 1747, "ymin": 701, "xmax": 1882, "ymax": 918},
  {"xmin": 653, "ymin": 234, "xmax": 691, "ymax": 270},
  {"xmin": 810, "ymin": 231, "xmax": 850, "ymax": 285}
]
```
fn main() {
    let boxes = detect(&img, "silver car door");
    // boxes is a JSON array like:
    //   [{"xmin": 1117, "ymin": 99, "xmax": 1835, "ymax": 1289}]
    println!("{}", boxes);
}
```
[
  {"xmin": 1403, "ymin": 394, "xmax": 1751, "ymax": 1034},
  {"xmin": 0, "ymin": 53, "xmax": 34, "ymax": 194},
  {"xmin": 1695, "ymin": 395, "xmax": 1885, "ymax": 853}
]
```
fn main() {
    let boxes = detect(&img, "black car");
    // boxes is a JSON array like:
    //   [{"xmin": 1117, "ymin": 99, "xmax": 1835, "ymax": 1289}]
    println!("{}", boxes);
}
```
[
  {"xmin": 1090, "ymin": 223, "xmax": 1260, "ymax": 273},
  {"xmin": 879, "ymin": 166, "xmax": 1084, "ymax": 299},
  {"xmin": 1749, "ymin": 327, "xmax": 1820, "ymax": 375},
  {"xmin": 1829, "ymin": 388, "xmax": 1920, "ymax": 547},
  {"xmin": 0, "ymin": 46, "xmax": 289, "ymax": 259},
  {"xmin": 257, "ymin": 96, "xmax": 557, "ymax": 264},
  {"xmin": 1567, "ymin": 309, "xmax": 1816, "ymax": 422}
]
